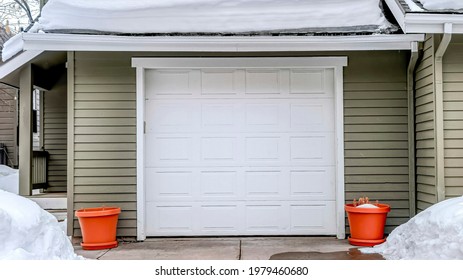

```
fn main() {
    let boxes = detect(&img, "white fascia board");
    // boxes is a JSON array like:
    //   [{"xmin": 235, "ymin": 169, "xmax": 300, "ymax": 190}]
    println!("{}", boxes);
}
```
[
  {"xmin": 21, "ymin": 33, "xmax": 424, "ymax": 52},
  {"xmin": 404, "ymin": 14, "xmax": 463, "ymax": 34},
  {"xmin": 0, "ymin": 50, "xmax": 44, "ymax": 80}
]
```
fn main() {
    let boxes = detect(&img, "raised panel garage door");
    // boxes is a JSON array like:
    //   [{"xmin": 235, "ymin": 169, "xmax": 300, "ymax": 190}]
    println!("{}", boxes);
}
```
[{"xmin": 144, "ymin": 66, "xmax": 337, "ymax": 236}]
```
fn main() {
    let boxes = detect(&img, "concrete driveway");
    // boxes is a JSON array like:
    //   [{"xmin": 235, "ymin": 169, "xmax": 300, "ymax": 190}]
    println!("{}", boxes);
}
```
[{"xmin": 74, "ymin": 237, "xmax": 383, "ymax": 260}]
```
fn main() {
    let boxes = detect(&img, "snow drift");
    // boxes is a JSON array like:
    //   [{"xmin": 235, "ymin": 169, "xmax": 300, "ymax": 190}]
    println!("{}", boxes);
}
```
[
  {"xmin": 361, "ymin": 196, "xmax": 463, "ymax": 260},
  {"xmin": 0, "ymin": 189, "xmax": 82, "ymax": 260},
  {"xmin": 39, "ymin": 0, "xmax": 393, "ymax": 34},
  {"xmin": 0, "ymin": 165, "xmax": 19, "ymax": 194}
]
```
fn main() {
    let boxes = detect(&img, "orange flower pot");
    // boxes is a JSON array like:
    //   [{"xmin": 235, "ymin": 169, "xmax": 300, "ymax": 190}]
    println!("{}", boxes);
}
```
[
  {"xmin": 75, "ymin": 207, "xmax": 121, "ymax": 250},
  {"xmin": 345, "ymin": 203, "xmax": 390, "ymax": 247}
]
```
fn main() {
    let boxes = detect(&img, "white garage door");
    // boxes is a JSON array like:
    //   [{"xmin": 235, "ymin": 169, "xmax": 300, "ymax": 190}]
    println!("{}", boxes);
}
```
[{"xmin": 143, "ymin": 61, "xmax": 338, "ymax": 236}]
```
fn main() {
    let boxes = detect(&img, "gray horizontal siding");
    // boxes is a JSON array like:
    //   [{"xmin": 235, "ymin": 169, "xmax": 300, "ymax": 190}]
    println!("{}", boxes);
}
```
[
  {"xmin": 72, "ymin": 52, "xmax": 136, "ymax": 237},
  {"xmin": 443, "ymin": 34, "xmax": 463, "ymax": 200},
  {"xmin": 0, "ymin": 85, "xmax": 17, "ymax": 167},
  {"xmin": 72, "ymin": 51, "xmax": 410, "ymax": 237},
  {"xmin": 415, "ymin": 35, "xmax": 436, "ymax": 211},
  {"xmin": 344, "ymin": 51, "xmax": 410, "ymax": 234},
  {"xmin": 43, "ymin": 74, "xmax": 67, "ymax": 192}
]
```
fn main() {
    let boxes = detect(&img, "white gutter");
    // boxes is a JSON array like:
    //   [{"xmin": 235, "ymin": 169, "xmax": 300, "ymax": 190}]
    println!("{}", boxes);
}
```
[
  {"xmin": 435, "ymin": 23, "xmax": 452, "ymax": 202},
  {"xmin": 19, "ymin": 33, "xmax": 425, "ymax": 52},
  {"xmin": 407, "ymin": 41, "xmax": 419, "ymax": 217}
]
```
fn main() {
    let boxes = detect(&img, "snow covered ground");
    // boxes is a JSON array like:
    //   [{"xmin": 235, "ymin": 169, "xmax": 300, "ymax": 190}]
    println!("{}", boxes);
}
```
[
  {"xmin": 0, "ymin": 188, "xmax": 82, "ymax": 260},
  {"xmin": 0, "ymin": 165, "xmax": 19, "ymax": 194},
  {"xmin": 361, "ymin": 196, "xmax": 463, "ymax": 260}
]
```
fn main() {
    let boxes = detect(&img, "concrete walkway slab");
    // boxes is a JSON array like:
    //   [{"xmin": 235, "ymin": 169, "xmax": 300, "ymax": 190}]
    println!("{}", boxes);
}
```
[
  {"xmin": 240, "ymin": 237, "xmax": 351, "ymax": 260},
  {"xmin": 74, "ymin": 237, "xmax": 372, "ymax": 260}
]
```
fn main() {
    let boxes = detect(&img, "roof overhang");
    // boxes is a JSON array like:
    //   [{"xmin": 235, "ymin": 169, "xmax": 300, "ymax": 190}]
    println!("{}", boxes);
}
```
[
  {"xmin": 0, "ymin": 32, "xmax": 425, "ymax": 83},
  {"xmin": 386, "ymin": 0, "xmax": 463, "ymax": 33}
]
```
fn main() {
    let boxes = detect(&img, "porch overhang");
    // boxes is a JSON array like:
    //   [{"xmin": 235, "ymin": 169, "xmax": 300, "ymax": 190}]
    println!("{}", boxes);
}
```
[{"xmin": 385, "ymin": 0, "xmax": 463, "ymax": 34}]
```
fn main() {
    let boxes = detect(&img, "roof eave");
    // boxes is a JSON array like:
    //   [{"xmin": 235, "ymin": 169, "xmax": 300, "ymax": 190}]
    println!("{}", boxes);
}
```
[{"xmin": 405, "ymin": 14, "xmax": 463, "ymax": 33}]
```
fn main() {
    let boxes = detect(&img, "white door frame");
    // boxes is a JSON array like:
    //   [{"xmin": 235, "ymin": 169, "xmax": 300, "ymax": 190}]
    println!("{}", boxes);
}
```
[{"xmin": 132, "ymin": 57, "xmax": 347, "ymax": 240}]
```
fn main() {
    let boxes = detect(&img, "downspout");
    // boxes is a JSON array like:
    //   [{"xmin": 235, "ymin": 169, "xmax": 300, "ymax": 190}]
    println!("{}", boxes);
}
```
[
  {"xmin": 435, "ymin": 23, "xmax": 453, "ymax": 202},
  {"xmin": 407, "ymin": 42, "xmax": 419, "ymax": 217}
]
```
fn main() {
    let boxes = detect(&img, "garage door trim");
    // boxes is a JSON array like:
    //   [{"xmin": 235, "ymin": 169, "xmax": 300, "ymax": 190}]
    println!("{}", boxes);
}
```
[{"xmin": 133, "ymin": 57, "xmax": 347, "ymax": 240}]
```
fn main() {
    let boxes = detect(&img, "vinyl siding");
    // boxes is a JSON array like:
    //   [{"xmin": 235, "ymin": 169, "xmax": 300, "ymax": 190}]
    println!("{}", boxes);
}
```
[
  {"xmin": 72, "ymin": 52, "xmax": 136, "ymax": 237},
  {"xmin": 43, "ymin": 73, "xmax": 67, "ymax": 192},
  {"xmin": 443, "ymin": 34, "xmax": 463, "ymax": 199},
  {"xmin": 415, "ymin": 35, "xmax": 437, "ymax": 211},
  {"xmin": 0, "ymin": 85, "xmax": 17, "ymax": 167},
  {"xmin": 343, "ymin": 52, "xmax": 410, "ymax": 234},
  {"xmin": 72, "ymin": 51, "xmax": 409, "ymax": 237}
]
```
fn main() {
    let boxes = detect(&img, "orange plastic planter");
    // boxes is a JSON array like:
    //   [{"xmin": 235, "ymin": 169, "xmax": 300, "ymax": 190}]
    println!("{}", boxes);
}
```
[
  {"xmin": 345, "ymin": 203, "xmax": 390, "ymax": 247},
  {"xmin": 75, "ymin": 207, "xmax": 121, "ymax": 250}
]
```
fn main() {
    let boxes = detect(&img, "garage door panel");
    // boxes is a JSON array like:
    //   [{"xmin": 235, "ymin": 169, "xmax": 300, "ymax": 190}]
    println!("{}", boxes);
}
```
[
  {"xmin": 201, "ymin": 137, "xmax": 238, "ymax": 161},
  {"xmin": 290, "ymin": 168, "xmax": 335, "ymax": 200},
  {"xmin": 200, "ymin": 171, "xmax": 238, "ymax": 197},
  {"xmin": 146, "ymin": 70, "xmax": 201, "ymax": 98},
  {"xmin": 201, "ymin": 70, "xmax": 243, "ymax": 96},
  {"xmin": 146, "ymin": 170, "xmax": 193, "ymax": 201},
  {"xmin": 199, "ymin": 204, "xmax": 243, "ymax": 233},
  {"xmin": 290, "ymin": 101, "xmax": 334, "ymax": 132},
  {"xmin": 290, "ymin": 134, "xmax": 334, "ymax": 165},
  {"xmin": 146, "ymin": 203, "xmax": 195, "ymax": 234},
  {"xmin": 245, "ymin": 204, "xmax": 288, "ymax": 232},
  {"xmin": 145, "ymin": 136, "xmax": 194, "ymax": 167},
  {"xmin": 290, "ymin": 202, "xmax": 336, "ymax": 234},
  {"xmin": 245, "ymin": 170, "xmax": 285, "ymax": 198}
]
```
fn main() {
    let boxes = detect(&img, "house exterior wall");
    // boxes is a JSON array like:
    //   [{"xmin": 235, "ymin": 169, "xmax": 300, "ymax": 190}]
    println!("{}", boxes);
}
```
[
  {"xmin": 415, "ymin": 35, "xmax": 437, "ymax": 211},
  {"xmin": 43, "ymin": 73, "xmax": 67, "ymax": 192},
  {"xmin": 70, "ymin": 51, "xmax": 409, "ymax": 237},
  {"xmin": 443, "ymin": 34, "xmax": 463, "ymax": 200},
  {"xmin": 0, "ymin": 84, "xmax": 17, "ymax": 167}
]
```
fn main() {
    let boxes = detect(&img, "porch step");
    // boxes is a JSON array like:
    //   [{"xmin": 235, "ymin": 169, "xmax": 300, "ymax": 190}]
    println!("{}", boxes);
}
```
[
  {"xmin": 47, "ymin": 209, "xmax": 67, "ymax": 222},
  {"xmin": 27, "ymin": 193, "xmax": 67, "ymax": 210}
]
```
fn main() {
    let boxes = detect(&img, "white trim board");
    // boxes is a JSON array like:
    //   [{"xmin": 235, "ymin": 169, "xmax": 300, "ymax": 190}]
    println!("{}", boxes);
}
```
[
  {"xmin": 20, "ymin": 33, "xmax": 424, "ymax": 52},
  {"xmin": 133, "ymin": 57, "xmax": 347, "ymax": 240}
]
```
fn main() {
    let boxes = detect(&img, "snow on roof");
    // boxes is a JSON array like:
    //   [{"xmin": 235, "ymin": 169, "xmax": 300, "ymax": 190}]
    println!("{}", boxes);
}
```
[
  {"xmin": 38, "ymin": 0, "xmax": 394, "ymax": 34},
  {"xmin": 402, "ymin": 0, "xmax": 463, "ymax": 13},
  {"xmin": 419, "ymin": 0, "xmax": 463, "ymax": 10}
]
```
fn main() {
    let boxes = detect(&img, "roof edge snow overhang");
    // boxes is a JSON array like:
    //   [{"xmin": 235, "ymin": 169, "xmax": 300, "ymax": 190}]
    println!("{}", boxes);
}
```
[
  {"xmin": 20, "ymin": 33, "xmax": 425, "ymax": 53},
  {"xmin": 386, "ymin": 0, "xmax": 463, "ymax": 34}
]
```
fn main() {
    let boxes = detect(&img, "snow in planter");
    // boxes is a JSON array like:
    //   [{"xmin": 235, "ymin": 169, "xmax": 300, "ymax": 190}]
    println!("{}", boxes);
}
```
[
  {"xmin": 361, "ymin": 196, "xmax": 463, "ymax": 260},
  {"xmin": 0, "ymin": 189, "xmax": 82, "ymax": 260}
]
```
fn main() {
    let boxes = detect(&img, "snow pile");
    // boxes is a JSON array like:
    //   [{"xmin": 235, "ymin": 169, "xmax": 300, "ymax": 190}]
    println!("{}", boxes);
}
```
[
  {"xmin": 39, "ymin": 0, "xmax": 393, "ymax": 34},
  {"xmin": 0, "ymin": 165, "xmax": 19, "ymax": 194},
  {"xmin": 361, "ymin": 196, "xmax": 463, "ymax": 260},
  {"xmin": 0, "ymin": 190, "xmax": 82, "ymax": 260},
  {"xmin": 419, "ymin": 0, "xmax": 463, "ymax": 10}
]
